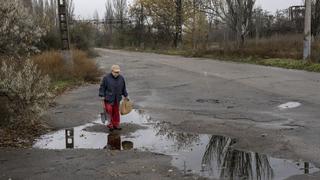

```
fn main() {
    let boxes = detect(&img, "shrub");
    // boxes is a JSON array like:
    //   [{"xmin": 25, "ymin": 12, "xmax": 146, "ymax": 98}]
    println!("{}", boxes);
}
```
[
  {"xmin": 0, "ymin": 0, "xmax": 43, "ymax": 57},
  {"xmin": 72, "ymin": 50, "xmax": 102, "ymax": 82},
  {"xmin": 32, "ymin": 51, "xmax": 71, "ymax": 80},
  {"xmin": 32, "ymin": 50, "xmax": 102, "ymax": 82},
  {"xmin": 0, "ymin": 59, "xmax": 51, "ymax": 127}
]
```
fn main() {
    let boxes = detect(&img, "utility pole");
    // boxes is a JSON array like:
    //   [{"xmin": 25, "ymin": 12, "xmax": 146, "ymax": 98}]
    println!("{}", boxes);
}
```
[
  {"xmin": 303, "ymin": 0, "xmax": 312, "ymax": 60},
  {"xmin": 58, "ymin": 0, "xmax": 72, "ymax": 65},
  {"xmin": 58, "ymin": 0, "xmax": 71, "ymax": 50}
]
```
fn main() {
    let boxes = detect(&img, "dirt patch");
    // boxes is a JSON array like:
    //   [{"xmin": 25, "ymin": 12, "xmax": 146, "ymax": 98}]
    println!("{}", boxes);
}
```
[
  {"xmin": 0, "ymin": 122, "xmax": 50, "ymax": 148},
  {"xmin": 0, "ymin": 149, "xmax": 201, "ymax": 180}
]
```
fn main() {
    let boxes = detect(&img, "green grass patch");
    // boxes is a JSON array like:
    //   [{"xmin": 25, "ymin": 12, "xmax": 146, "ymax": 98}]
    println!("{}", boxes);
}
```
[
  {"xmin": 259, "ymin": 58, "xmax": 320, "ymax": 72},
  {"xmin": 50, "ymin": 80, "xmax": 84, "ymax": 96}
]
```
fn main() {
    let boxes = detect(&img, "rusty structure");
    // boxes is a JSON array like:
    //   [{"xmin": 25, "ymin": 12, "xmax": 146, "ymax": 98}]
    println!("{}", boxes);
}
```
[
  {"xmin": 289, "ymin": 5, "xmax": 305, "ymax": 33},
  {"xmin": 57, "ymin": 0, "xmax": 71, "ymax": 50}
]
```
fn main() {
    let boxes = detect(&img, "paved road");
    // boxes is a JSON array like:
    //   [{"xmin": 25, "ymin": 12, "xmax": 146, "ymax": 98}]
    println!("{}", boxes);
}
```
[
  {"xmin": 1, "ymin": 49, "xmax": 320, "ymax": 179},
  {"xmin": 96, "ymin": 49, "xmax": 320, "ymax": 162}
]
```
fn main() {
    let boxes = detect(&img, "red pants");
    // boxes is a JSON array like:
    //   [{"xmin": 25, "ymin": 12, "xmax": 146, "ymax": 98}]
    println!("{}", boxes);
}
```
[{"xmin": 104, "ymin": 101, "xmax": 120, "ymax": 128}]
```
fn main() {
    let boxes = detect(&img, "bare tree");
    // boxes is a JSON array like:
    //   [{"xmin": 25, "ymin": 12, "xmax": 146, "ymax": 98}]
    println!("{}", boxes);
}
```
[
  {"xmin": 114, "ymin": 0, "xmax": 128, "ymax": 47},
  {"xmin": 105, "ymin": 0, "xmax": 114, "ymax": 45},
  {"xmin": 129, "ymin": 0, "xmax": 146, "ymax": 47},
  {"xmin": 175, "ymin": 0, "xmax": 183, "ymax": 48},
  {"xmin": 67, "ymin": 0, "xmax": 75, "ymax": 23},
  {"xmin": 201, "ymin": 0, "xmax": 255, "ymax": 47},
  {"xmin": 312, "ymin": 0, "xmax": 320, "ymax": 37}
]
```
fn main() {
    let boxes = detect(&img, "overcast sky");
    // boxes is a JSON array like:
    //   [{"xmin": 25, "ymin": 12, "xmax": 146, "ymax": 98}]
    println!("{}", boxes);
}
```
[{"xmin": 73, "ymin": 0, "xmax": 304, "ymax": 19}]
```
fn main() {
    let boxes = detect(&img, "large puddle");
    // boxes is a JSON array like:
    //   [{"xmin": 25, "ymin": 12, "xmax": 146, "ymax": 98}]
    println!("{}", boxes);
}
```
[{"xmin": 34, "ymin": 110, "xmax": 319, "ymax": 179}]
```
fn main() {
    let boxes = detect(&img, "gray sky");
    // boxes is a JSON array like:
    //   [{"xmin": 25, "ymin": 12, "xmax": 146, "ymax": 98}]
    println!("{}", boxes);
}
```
[{"xmin": 73, "ymin": 0, "xmax": 304, "ymax": 19}]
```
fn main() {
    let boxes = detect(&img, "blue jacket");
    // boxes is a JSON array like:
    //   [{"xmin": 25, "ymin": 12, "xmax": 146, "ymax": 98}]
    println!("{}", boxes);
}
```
[{"xmin": 99, "ymin": 73, "xmax": 128, "ymax": 104}]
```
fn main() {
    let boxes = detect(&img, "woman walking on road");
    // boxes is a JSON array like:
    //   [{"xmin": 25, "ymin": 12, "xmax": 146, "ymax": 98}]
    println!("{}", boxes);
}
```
[{"xmin": 99, "ymin": 65, "xmax": 129, "ymax": 131}]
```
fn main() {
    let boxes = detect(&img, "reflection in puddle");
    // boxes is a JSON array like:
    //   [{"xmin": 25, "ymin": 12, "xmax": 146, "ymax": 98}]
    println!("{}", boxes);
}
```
[
  {"xmin": 202, "ymin": 135, "xmax": 273, "ymax": 179},
  {"xmin": 65, "ymin": 129, "xmax": 74, "ymax": 149},
  {"xmin": 33, "ymin": 110, "xmax": 319, "ymax": 179},
  {"xmin": 104, "ymin": 132, "xmax": 134, "ymax": 150}
]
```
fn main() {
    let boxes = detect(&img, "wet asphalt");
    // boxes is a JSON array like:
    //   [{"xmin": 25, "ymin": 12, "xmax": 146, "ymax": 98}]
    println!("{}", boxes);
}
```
[{"xmin": 1, "ymin": 49, "xmax": 320, "ymax": 179}]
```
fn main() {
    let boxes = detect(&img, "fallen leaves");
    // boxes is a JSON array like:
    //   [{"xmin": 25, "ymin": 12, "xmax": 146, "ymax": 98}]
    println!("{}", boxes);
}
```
[{"xmin": 0, "ymin": 121, "xmax": 50, "ymax": 148}]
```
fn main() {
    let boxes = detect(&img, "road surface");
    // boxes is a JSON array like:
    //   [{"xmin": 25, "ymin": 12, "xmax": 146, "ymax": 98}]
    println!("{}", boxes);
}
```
[{"xmin": 1, "ymin": 49, "xmax": 320, "ymax": 179}]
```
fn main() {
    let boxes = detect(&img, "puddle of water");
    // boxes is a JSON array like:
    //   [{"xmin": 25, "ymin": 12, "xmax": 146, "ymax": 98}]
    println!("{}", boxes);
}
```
[
  {"xmin": 33, "ymin": 110, "xmax": 319, "ymax": 179},
  {"xmin": 278, "ymin": 102, "xmax": 301, "ymax": 110}
]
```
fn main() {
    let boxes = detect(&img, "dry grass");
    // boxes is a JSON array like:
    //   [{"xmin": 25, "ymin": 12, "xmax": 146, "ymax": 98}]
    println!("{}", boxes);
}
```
[
  {"xmin": 132, "ymin": 34, "xmax": 320, "ymax": 72},
  {"xmin": 206, "ymin": 34, "xmax": 320, "ymax": 61},
  {"xmin": 205, "ymin": 34, "xmax": 303, "ymax": 59},
  {"xmin": 243, "ymin": 34, "xmax": 303, "ymax": 59},
  {"xmin": 72, "ymin": 49, "xmax": 102, "ymax": 82},
  {"xmin": 32, "ymin": 50, "xmax": 102, "ymax": 82},
  {"xmin": 312, "ymin": 38, "xmax": 320, "ymax": 62},
  {"xmin": 32, "ymin": 51, "xmax": 68, "ymax": 80}
]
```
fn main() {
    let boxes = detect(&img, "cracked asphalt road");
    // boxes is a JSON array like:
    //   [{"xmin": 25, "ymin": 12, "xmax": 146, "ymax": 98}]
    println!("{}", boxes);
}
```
[{"xmin": 1, "ymin": 49, "xmax": 320, "ymax": 179}]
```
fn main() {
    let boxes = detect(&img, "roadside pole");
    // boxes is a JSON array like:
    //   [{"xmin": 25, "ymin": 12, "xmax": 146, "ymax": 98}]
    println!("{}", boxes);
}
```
[
  {"xmin": 303, "ymin": 0, "xmax": 312, "ymax": 60},
  {"xmin": 58, "ymin": 0, "xmax": 73, "ymax": 66}
]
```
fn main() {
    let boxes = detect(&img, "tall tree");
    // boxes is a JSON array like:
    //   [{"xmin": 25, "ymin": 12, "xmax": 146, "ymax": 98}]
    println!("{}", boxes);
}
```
[
  {"xmin": 201, "ymin": 0, "xmax": 256, "ymax": 47},
  {"xmin": 114, "ymin": 0, "xmax": 128, "ymax": 47},
  {"xmin": 175, "ymin": 0, "xmax": 183, "ymax": 48},
  {"xmin": 312, "ymin": 0, "xmax": 320, "ymax": 37},
  {"xmin": 67, "ymin": 0, "xmax": 75, "ymax": 23},
  {"xmin": 104, "ymin": 0, "xmax": 114, "ymax": 46},
  {"xmin": 140, "ymin": 0, "xmax": 177, "ymax": 47},
  {"xmin": 129, "ymin": 0, "xmax": 146, "ymax": 47},
  {"xmin": 32, "ymin": 0, "xmax": 60, "ymax": 49},
  {"xmin": 183, "ymin": 0, "xmax": 209, "ymax": 50}
]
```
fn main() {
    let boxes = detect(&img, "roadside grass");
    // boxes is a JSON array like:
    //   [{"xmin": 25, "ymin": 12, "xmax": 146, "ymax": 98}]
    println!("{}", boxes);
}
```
[
  {"xmin": 124, "ymin": 34, "xmax": 320, "ymax": 72},
  {"xmin": 126, "ymin": 47, "xmax": 320, "ymax": 73},
  {"xmin": 260, "ymin": 59, "xmax": 320, "ymax": 72},
  {"xmin": 49, "ymin": 79, "xmax": 83, "ymax": 96}
]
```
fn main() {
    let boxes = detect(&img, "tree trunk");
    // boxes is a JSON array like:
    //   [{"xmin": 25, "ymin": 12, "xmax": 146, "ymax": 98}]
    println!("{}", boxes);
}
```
[{"xmin": 175, "ymin": 0, "xmax": 182, "ymax": 48}]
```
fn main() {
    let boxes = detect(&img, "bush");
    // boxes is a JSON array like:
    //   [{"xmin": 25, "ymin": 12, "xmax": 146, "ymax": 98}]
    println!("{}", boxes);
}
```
[
  {"xmin": 0, "ymin": 59, "xmax": 51, "ymax": 127},
  {"xmin": 32, "ymin": 50, "xmax": 102, "ymax": 82},
  {"xmin": 32, "ymin": 51, "xmax": 70, "ymax": 80},
  {"xmin": 72, "ymin": 50, "xmax": 102, "ymax": 82},
  {"xmin": 0, "ymin": 0, "xmax": 43, "ymax": 57}
]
